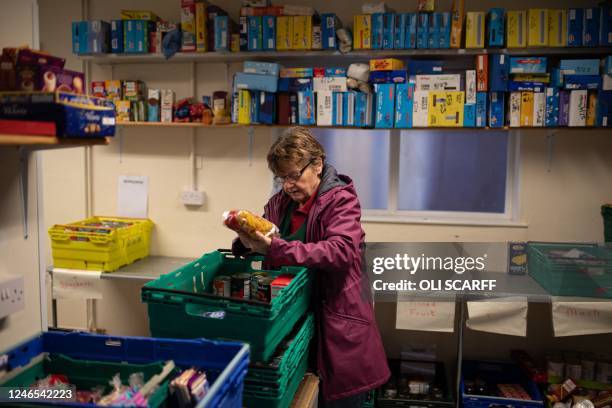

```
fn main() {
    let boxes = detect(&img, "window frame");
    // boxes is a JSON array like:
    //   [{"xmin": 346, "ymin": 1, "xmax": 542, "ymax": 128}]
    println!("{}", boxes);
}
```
[{"xmin": 360, "ymin": 129, "xmax": 523, "ymax": 227}]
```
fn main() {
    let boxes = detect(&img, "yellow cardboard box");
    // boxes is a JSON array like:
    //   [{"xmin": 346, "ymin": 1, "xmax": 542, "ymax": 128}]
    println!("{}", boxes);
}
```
[
  {"xmin": 427, "ymin": 91, "xmax": 465, "ymax": 127},
  {"xmin": 195, "ymin": 2, "xmax": 208, "ymax": 52},
  {"xmin": 276, "ymin": 16, "xmax": 294, "ymax": 50},
  {"xmin": 507, "ymin": 10, "xmax": 527, "ymax": 48},
  {"xmin": 528, "ymin": 9, "xmax": 549, "ymax": 47},
  {"xmin": 465, "ymin": 12, "xmax": 485, "ymax": 48},
  {"xmin": 586, "ymin": 91, "xmax": 597, "ymax": 127},
  {"xmin": 353, "ymin": 15, "xmax": 372, "ymax": 49},
  {"xmin": 520, "ymin": 91, "xmax": 534, "ymax": 126},
  {"xmin": 120, "ymin": 10, "xmax": 159, "ymax": 20},
  {"xmin": 292, "ymin": 16, "xmax": 313, "ymax": 50},
  {"xmin": 238, "ymin": 90, "xmax": 251, "ymax": 125},
  {"xmin": 369, "ymin": 58, "xmax": 405, "ymax": 71},
  {"xmin": 450, "ymin": 0, "xmax": 464, "ymax": 48},
  {"xmin": 548, "ymin": 9, "xmax": 567, "ymax": 47}
]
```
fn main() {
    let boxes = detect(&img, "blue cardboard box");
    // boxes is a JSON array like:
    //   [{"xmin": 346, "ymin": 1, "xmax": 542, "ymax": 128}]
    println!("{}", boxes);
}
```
[
  {"xmin": 559, "ymin": 59, "xmax": 600, "ymax": 75},
  {"xmin": 250, "ymin": 90, "xmax": 260, "ymax": 124},
  {"xmin": 248, "ymin": 16, "xmax": 263, "ymax": 51},
  {"xmin": 464, "ymin": 103, "xmax": 476, "ymax": 127},
  {"xmin": 606, "ymin": 56, "xmax": 612, "ymax": 75},
  {"xmin": 321, "ymin": 13, "xmax": 338, "ymax": 50},
  {"xmin": 583, "ymin": 8, "xmax": 600, "ymax": 46},
  {"xmin": 405, "ymin": 13, "xmax": 417, "ymax": 48},
  {"xmin": 298, "ymin": 90, "xmax": 315, "ymax": 125},
  {"xmin": 551, "ymin": 68, "xmax": 563, "ymax": 88},
  {"xmin": 439, "ymin": 12, "xmax": 451, "ymax": 48},
  {"xmin": 87, "ymin": 20, "xmax": 110, "ymax": 54},
  {"xmin": 545, "ymin": 87, "xmax": 560, "ymax": 127},
  {"xmin": 372, "ymin": 13, "xmax": 384, "ymax": 49},
  {"xmin": 394, "ymin": 13, "xmax": 407, "ymax": 49},
  {"xmin": 417, "ymin": 13, "xmax": 429, "ymax": 49},
  {"xmin": 601, "ymin": 5, "xmax": 612, "ymax": 46},
  {"xmin": 488, "ymin": 91, "xmax": 505, "ymax": 128},
  {"xmin": 277, "ymin": 78, "xmax": 313, "ymax": 92},
  {"xmin": 110, "ymin": 20, "xmax": 123, "ymax": 53},
  {"xmin": 428, "ymin": 12, "xmax": 441, "ymax": 49},
  {"xmin": 476, "ymin": 92, "xmax": 487, "ymax": 127},
  {"xmin": 558, "ymin": 90, "xmax": 570, "ymax": 126},
  {"xmin": 71, "ymin": 21, "xmax": 89, "ymax": 54},
  {"xmin": 383, "ymin": 13, "xmax": 395, "ymax": 49},
  {"xmin": 597, "ymin": 90, "xmax": 612, "ymax": 127},
  {"xmin": 568, "ymin": 8, "xmax": 584, "ymax": 47},
  {"xmin": 289, "ymin": 93, "xmax": 298, "ymax": 124},
  {"xmin": 490, "ymin": 54, "xmax": 509, "ymax": 91},
  {"xmin": 369, "ymin": 70, "xmax": 408, "ymax": 84},
  {"xmin": 214, "ymin": 15, "xmax": 230, "ymax": 51},
  {"xmin": 332, "ymin": 92, "xmax": 344, "ymax": 125},
  {"xmin": 563, "ymin": 75, "xmax": 602, "ymax": 90},
  {"xmin": 244, "ymin": 61, "xmax": 281, "ymax": 77},
  {"xmin": 235, "ymin": 72, "xmax": 278, "ymax": 93},
  {"xmin": 355, "ymin": 92, "xmax": 373, "ymax": 127},
  {"xmin": 508, "ymin": 81, "xmax": 547, "ymax": 93},
  {"xmin": 408, "ymin": 60, "xmax": 444, "ymax": 75},
  {"xmin": 343, "ymin": 92, "xmax": 356, "ymax": 126},
  {"xmin": 262, "ymin": 16, "xmax": 276, "ymax": 51},
  {"xmin": 509, "ymin": 56, "xmax": 547, "ymax": 74},
  {"xmin": 394, "ymin": 83, "xmax": 414, "ymax": 128},
  {"xmin": 124, "ymin": 20, "xmax": 148, "ymax": 53},
  {"xmin": 488, "ymin": 8, "xmax": 505, "ymax": 47},
  {"xmin": 375, "ymin": 83, "xmax": 395, "ymax": 128},
  {"xmin": 258, "ymin": 91, "xmax": 276, "ymax": 124}
]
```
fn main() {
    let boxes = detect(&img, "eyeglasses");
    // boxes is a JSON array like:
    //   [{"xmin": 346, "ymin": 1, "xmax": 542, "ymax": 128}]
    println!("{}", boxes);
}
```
[{"xmin": 274, "ymin": 159, "xmax": 315, "ymax": 184}]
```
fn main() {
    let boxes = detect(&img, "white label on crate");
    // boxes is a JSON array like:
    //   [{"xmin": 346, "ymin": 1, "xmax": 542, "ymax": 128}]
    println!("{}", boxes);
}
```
[
  {"xmin": 118, "ymin": 175, "xmax": 149, "ymax": 218},
  {"xmin": 102, "ymin": 117, "xmax": 116, "ymax": 125},
  {"xmin": 53, "ymin": 269, "xmax": 103, "ymax": 300}
]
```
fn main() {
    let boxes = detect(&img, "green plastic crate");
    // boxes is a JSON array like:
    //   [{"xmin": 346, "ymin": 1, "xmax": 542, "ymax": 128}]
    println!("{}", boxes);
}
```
[
  {"xmin": 243, "ymin": 346, "xmax": 310, "ymax": 408},
  {"xmin": 527, "ymin": 242, "xmax": 612, "ymax": 298},
  {"xmin": 142, "ymin": 250, "xmax": 313, "ymax": 362},
  {"xmin": 363, "ymin": 389, "xmax": 376, "ymax": 407},
  {"xmin": 603, "ymin": 205, "xmax": 612, "ymax": 242},
  {"xmin": 2, "ymin": 353, "xmax": 172, "ymax": 408},
  {"xmin": 245, "ymin": 314, "xmax": 314, "ymax": 392}
]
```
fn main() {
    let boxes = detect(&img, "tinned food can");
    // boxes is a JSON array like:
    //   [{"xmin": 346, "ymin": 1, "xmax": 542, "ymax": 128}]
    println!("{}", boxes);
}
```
[
  {"xmin": 252, "ymin": 276, "xmax": 273, "ymax": 303},
  {"xmin": 212, "ymin": 276, "xmax": 231, "ymax": 297},
  {"xmin": 231, "ymin": 273, "xmax": 251, "ymax": 299},
  {"xmin": 250, "ymin": 272, "xmax": 268, "ymax": 298}
]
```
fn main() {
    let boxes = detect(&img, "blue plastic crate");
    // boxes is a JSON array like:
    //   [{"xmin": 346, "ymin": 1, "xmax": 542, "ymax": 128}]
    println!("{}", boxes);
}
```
[
  {"xmin": 461, "ymin": 361, "xmax": 543, "ymax": 408},
  {"xmin": 1, "ymin": 331, "xmax": 249, "ymax": 408}
]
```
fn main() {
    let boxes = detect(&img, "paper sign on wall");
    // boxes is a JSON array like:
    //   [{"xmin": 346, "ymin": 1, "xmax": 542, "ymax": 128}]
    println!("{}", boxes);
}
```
[
  {"xmin": 552, "ymin": 302, "xmax": 612, "ymax": 336},
  {"xmin": 117, "ymin": 175, "xmax": 149, "ymax": 218},
  {"xmin": 467, "ymin": 297, "xmax": 528, "ymax": 336},
  {"xmin": 53, "ymin": 269, "xmax": 103, "ymax": 300},
  {"xmin": 396, "ymin": 301, "xmax": 456, "ymax": 332}
]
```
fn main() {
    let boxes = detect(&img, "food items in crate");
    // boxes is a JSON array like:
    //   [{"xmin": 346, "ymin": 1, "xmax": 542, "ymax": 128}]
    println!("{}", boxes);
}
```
[
  {"xmin": 547, "ymin": 378, "xmax": 578, "ymax": 403},
  {"xmin": 271, "ymin": 274, "xmax": 294, "ymax": 300},
  {"xmin": 512, "ymin": 349, "xmax": 547, "ymax": 384},
  {"xmin": 497, "ymin": 383, "xmax": 532, "ymax": 400},
  {"xmin": 170, "ymin": 367, "xmax": 210, "ymax": 406},
  {"xmin": 222, "ymin": 209, "xmax": 279, "ymax": 239},
  {"xmin": 231, "ymin": 272, "xmax": 251, "ymax": 299},
  {"xmin": 212, "ymin": 276, "xmax": 231, "ymax": 297},
  {"xmin": 251, "ymin": 274, "xmax": 273, "ymax": 303}
]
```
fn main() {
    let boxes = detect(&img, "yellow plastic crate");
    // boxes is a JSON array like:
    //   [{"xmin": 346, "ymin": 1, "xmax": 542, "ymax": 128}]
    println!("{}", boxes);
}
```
[{"xmin": 49, "ymin": 216, "xmax": 153, "ymax": 271}]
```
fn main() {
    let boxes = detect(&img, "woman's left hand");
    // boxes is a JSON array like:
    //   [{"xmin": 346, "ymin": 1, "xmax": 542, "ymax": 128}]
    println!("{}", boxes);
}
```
[{"xmin": 238, "ymin": 231, "xmax": 272, "ymax": 255}]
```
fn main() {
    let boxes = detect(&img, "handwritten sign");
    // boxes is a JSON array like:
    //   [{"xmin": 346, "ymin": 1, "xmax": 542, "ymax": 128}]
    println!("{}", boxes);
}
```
[
  {"xmin": 467, "ymin": 297, "xmax": 527, "ymax": 336},
  {"xmin": 396, "ymin": 301, "xmax": 455, "ymax": 332},
  {"xmin": 552, "ymin": 302, "xmax": 612, "ymax": 336},
  {"xmin": 53, "ymin": 269, "xmax": 103, "ymax": 300}
]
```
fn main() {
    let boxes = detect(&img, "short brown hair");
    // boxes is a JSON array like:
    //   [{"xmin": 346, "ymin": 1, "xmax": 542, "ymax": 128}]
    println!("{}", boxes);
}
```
[{"xmin": 267, "ymin": 127, "xmax": 326, "ymax": 174}]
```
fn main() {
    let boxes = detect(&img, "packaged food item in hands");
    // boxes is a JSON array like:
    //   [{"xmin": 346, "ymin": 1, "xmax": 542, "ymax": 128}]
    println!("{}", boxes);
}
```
[{"xmin": 222, "ymin": 209, "xmax": 279, "ymax": 239}]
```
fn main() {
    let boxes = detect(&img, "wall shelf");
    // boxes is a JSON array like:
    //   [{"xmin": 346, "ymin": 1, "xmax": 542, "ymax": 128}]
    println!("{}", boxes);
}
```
[
  {"xmin": 79, "ymin": 47, "xmax": 612, "ymax": 64},
  {"xmin": 0, "ymin": 134, "xmax": 111, "ymax": 149},
  {"xmin": 117, "ymin": 121, "xmax": 610, "ymax": 131}
]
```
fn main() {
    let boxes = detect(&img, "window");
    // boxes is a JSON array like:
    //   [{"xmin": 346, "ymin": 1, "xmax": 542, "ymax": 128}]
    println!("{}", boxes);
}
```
[{"xmin": 313, "ymin": 128, "xmax": 519, "ymax": 224}]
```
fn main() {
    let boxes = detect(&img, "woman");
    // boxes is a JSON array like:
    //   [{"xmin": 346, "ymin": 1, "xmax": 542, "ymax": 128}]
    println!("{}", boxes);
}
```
[{"xmin": 233, "ymin": 126, "xmax": 390, "ymax": 407}]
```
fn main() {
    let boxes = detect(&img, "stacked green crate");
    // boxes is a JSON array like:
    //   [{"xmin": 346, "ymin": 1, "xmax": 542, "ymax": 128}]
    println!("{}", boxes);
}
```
[{"xmin": 243, "ymin": 313, "xmax": 314, "ymax": 408}]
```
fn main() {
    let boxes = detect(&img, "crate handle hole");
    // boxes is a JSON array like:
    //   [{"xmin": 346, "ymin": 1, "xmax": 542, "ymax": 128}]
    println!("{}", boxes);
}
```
[
  {"xmin": 105, "ymin": 340, "xmax": 122, "ymax": 347},
  {"xmin": 251, "ymin": 261, "xmax": 262, "ymax": 270}
]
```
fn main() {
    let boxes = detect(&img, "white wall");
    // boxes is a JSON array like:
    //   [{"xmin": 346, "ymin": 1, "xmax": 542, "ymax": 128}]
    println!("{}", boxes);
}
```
[
  {"xmin": 36, "ymin": 0, "xmax": 612, "ymax": 340},
  {"xmin": 0, "ymin": 0, "xmax": 42, "ymax": 351}
]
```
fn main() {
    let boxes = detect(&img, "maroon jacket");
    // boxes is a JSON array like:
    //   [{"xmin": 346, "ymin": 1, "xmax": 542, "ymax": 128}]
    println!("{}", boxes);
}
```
[{"xmin": 238, "ymin": 165, "xmax": 390, "ymax": 401}]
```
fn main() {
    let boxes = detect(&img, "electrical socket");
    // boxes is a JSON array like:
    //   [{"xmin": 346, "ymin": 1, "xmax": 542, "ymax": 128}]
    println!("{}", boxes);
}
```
[
  {"xmin": 0, "ymin": 276, "xmax": 25, "ymax": 319},
  {"xmin": 181, "ymin": 190, "xmax": 206, "ymax": 206}
]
